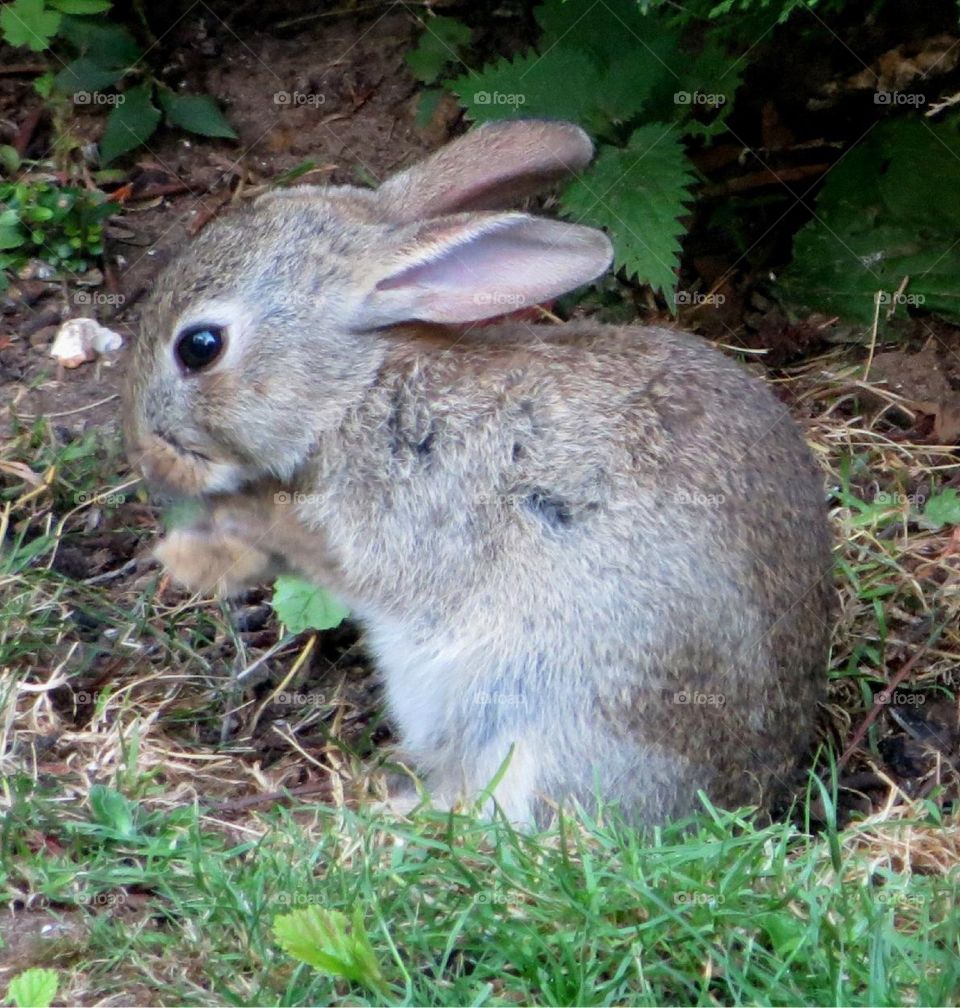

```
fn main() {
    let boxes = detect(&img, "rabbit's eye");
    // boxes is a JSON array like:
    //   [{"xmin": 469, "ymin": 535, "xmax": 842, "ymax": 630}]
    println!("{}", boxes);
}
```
[{"xmin": 176, "ymin": 324, "xmax": 225, "ymax": 371}]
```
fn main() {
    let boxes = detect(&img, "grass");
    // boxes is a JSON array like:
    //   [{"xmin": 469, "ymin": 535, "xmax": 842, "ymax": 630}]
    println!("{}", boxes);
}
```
[
  {"xmin": 3, "ymin": 782, "xmax": 959, "ymax": 1006},
  {"xmin": 1, "ymin": 347, "xmax": 960, "ymax": 1006}
]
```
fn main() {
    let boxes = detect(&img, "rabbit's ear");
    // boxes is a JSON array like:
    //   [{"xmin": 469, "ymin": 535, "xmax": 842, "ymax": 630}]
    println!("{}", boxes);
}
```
[
  {"xmin": 349, "ymin": 212, "xmax": 613, "ymax": 329},
  {"xmin": 375, "ymin": 120, "xmax": 594, "ymax": 223}
]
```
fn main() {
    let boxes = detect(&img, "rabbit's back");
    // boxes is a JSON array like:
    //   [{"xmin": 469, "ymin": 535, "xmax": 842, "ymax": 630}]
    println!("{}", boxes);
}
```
[{"xmin": 294, "ymin": 321, "xmax": 831, "ymax": 822}]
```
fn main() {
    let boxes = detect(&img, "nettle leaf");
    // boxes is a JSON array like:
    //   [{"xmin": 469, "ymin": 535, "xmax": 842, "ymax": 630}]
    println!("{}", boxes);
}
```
[
  {"xmin": 157, "ymin": 90, "xmax": 237, "ymax": 139},
  {"xmin": 452, "ymin": 50, "xmax": 602, "ymax": 130},
  {"xmin": 922, "ymin": 489, "xmax": 960, "ymax": 530},
  {"xmin": 59, "ymin": 14, "xmax": 140, "ymax": 66},
  {"xmin": 7, "ymin": 968, "xmax": 58, "ymax": 1008},
  {"xmin": 406, "ymin": 16, "xmax": 471, "ymax": 84},
  {"xmin": 560, "ymin": 124, "xmax": 697, "ymax": 301},
  {"xmin": 0, "ymin": 0, "xmax": 61, "ymax": 51},
  {"xmin": 99, "ymin": 83, "xmax": 160, "ymax": 163},
  {"xmin": 54, "ymin": 57, "xmax": 124, "ymax": 95},
  {"xmin": 779, "ymin": 117, "xmax": 960, "ymax": 325},
  {"xmin": 273, "ymin": 905, "xmax": 387, "ymax": 997},
  {"xmin": 272, "ymin": 575, "xmax": 349, "ymax": 634}
]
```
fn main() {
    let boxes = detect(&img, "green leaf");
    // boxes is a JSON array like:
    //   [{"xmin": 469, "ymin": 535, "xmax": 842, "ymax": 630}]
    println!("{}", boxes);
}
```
[
  {"xmin": 0, "ymin": 209, "xmax": 26, "ymax": 250},
  {"xmin": 54, "ymin": 57, "xmax": 125, "ymax": 95},
  {"xmin": 156, "ymin": 90, "xmax": 237, "ymax": 139},
  {"xmin": 560, "ymin": 124, "xmax": 697, "ymax": 301},
  {"xmin": 7, "ymin": 968, "xmax": 58, "ymax": 1008},
  {"xmin": 779, "ymin": 117, "xmax": 960, "ymax": 325},
  {"xmin": 89, "ymin": 784, "xmax": 135, "ymax": 837},
  {"xmin": 273, "ymin": 905, "xmax": 387, "ymax": 997},
  {"xmin": 0, "ymin": 145, "xmax": 21, "ymax": 175},
  {"xmin": 272, "ymin": 575, "xmax": 348, "ymax": 634},
  {"xmin": 33, "ymin": 70, "xmax": 54, "ymax": 98},
  {"xmin": 49, "ymin": 0, "xmax": 112, "ymax": 11},
  {"xmin": 58, "ymin": 14, "xmax": 140, "ymax": 66},
  {"xmin": 452, "ymin": 50, "xmax": 603, "ymax": 131},
  {"xmin": 99, "ymin": 83, "xmax": 160, "ymax": 164},
  {"xmin": 0, "ymin": 0, "xmax": 61, "ymax": 51},
  {"xmin": 921, "ymin": 489, "xmax": 960, "ymax": 530},
  {"xmin": 406, "ymin": 16, "xmax": 471, "ymax": 84}
]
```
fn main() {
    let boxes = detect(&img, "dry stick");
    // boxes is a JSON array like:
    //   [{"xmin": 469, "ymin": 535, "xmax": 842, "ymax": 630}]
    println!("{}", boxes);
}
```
[{"xmin": 838, "ymin": 623, "xmax": 945, "ymax": 771}]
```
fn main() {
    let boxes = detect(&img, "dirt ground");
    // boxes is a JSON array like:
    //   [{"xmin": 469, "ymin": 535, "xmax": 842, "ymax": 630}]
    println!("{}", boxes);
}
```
[{"xmin": 2, "ymin": 5, "xmax": 959, "ymax": 848}]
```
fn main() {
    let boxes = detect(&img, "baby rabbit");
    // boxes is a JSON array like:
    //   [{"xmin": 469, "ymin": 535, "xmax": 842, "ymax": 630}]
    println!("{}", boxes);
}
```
[{"xmin": 124, "ymin": 119, "xmax": 834, "ymax": 827}]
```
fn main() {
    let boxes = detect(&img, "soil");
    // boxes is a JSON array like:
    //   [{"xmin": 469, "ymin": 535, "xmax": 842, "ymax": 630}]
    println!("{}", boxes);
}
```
[{"xmin": 2, "ymin": 5, "xmax": 959, "ymax": 837}]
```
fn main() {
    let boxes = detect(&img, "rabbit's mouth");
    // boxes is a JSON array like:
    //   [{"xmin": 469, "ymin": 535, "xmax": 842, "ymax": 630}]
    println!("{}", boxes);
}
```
[{"xmin": 133, "ymin": 430, "xmax": 250, "ymax": 498}]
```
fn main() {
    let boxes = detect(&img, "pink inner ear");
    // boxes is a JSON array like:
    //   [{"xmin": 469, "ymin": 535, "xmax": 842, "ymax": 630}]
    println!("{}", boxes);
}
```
[{"xmin": 372, "ymin": 220, "xmax": 612, "ymax": 324}]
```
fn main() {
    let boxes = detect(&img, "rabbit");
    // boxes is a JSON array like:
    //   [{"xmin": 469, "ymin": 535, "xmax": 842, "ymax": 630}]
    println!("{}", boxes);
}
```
[{"xmin": 123, "ymin": 118, "xmax": 834, "ymax": 827}]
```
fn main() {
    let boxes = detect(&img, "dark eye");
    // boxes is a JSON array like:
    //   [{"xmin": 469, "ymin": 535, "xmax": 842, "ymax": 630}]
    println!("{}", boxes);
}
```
[{"xmin": 175, "ymin": 324, "xmax": 225, "ymax": 371}]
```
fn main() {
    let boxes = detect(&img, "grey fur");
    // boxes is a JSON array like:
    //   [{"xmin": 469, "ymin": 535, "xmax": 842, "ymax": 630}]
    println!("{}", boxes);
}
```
[{"xmin": 124, "ymin": 119, "xmax": 834, "ymax": 826}]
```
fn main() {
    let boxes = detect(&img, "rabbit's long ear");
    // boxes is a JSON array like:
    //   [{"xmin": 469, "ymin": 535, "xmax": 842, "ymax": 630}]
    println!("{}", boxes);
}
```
[
  {"xmin": 347, "ymin": 212, "xmax": 613, "ymax": 329},
  {"xmin": 374, "ymin": 120, "xmax": 594, "ymax": 224}
]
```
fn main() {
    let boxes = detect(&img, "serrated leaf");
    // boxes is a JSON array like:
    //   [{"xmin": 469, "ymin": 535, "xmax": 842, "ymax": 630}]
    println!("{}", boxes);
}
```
[
  {"xmin": 779, "ymin": 117, "xmax": 960, "ymax": 325},
  {"xmin": 406, "ymin": 16, "xmax": 471, "ymax": 84},
  {"xmin": 0, "ymin": 0, "xmax": 60, "ymax": 51},
  {"xmin": 157, "ymin": 90, "xmax": 237, "ymax": 139},
  {"xmin": 99, "ymin": 83, "xmax": 160, "ymax": 163},
  {"xmin": 49, "ymin": 0, "xmax": 112, "ymax": 12},
  {"xmin": 7, "ymin": 967, "xmax": 58, "ymax": 1008},
  {"xmin": 54, "ymin": 57, "xmax": 124, "ymax": 95},
  {"xmin": 272, "ymin": 575, "xmax": 348, "ymax": 634},
  {"xmin": 273, "ymin": 905, "xmax": 387, "ymax": 997},
  {"xmin": 452, "ymin": 49, "xmax": 602, "ymax": 130},
  {"xmin": 89, "ymin": 784, "xmax": 135, "ymax": 836},
  {"xmin": 922, "ymin": 489, "xmax": 960, "ymax": 530},
  {"xmin": 560, "ymin": 125, "xmax": 696, "ymax": 301}
]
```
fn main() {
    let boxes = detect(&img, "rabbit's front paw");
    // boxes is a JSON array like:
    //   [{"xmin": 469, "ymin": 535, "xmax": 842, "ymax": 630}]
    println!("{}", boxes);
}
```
[{"xmin": 154, "ymin": 524, "xmax": 274, "ymax": 598}]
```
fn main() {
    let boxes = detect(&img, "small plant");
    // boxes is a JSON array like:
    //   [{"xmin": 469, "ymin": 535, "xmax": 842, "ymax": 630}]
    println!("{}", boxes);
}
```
[
  {"xmin": 1, "ymin": 0, "xmax": 236, "ymax": 164},
  {"xmin": 273, "ymin": 905, "xmax": 388, "ymax": 1000},
  {"xmin": 0, "ymin": 159, "xmax": 114, "ymax": 287},
  {"xmin": 6, "ymin": 968, "xmax": 58, "ymax": 1008},
  {"xmin": 271, "ymin": 575, "xmax": 348, "ymax": 635}
]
